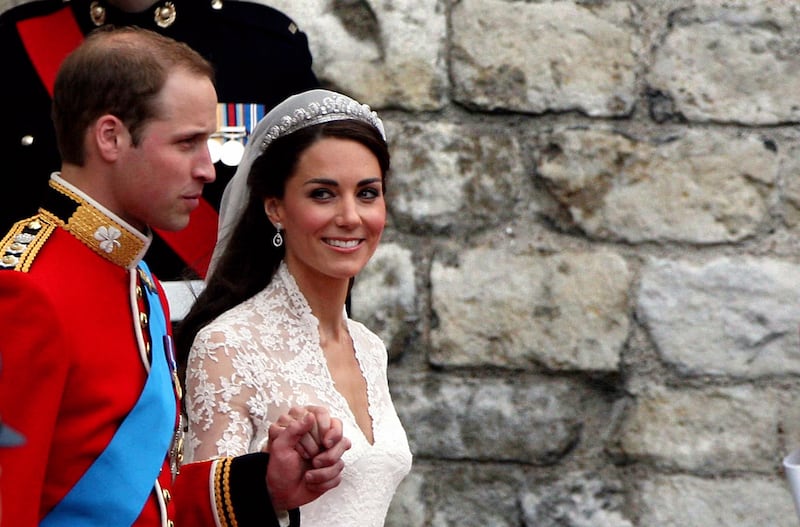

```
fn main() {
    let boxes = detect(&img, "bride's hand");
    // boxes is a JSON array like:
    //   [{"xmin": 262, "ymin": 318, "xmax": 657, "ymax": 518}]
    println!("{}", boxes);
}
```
[{"xmin": 268, "ymin": 405, "xmax": 329, "ymax": 458}]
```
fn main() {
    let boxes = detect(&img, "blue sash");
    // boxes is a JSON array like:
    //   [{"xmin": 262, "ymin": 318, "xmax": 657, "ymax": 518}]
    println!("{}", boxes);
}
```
[{"xmin": 42, "ymin": 262, "xmax": 176, "ymax": 526}]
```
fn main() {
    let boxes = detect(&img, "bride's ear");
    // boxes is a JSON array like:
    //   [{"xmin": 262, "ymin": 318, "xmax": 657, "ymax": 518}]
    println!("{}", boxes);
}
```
[{"xmin": 263, "ymin": 198, "xmax": 282, "ymax": 225}]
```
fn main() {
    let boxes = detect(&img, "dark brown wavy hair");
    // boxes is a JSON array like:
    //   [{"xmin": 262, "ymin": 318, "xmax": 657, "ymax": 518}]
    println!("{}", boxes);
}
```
[{"xmin": 175, "ymin": 119, "xmax": 390, "ymax": 375}]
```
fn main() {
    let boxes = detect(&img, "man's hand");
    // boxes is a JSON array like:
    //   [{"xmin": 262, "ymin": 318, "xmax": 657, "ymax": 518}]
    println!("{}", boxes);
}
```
[{"xmin": 265, "ymin": 406, "xmax": 351, "ymax": 511}]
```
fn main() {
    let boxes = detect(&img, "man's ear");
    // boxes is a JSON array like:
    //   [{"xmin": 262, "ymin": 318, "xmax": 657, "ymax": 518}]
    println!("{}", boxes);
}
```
[{"xmin": 94, "ymin": 115, "xmax": 126, "ymax": 162}]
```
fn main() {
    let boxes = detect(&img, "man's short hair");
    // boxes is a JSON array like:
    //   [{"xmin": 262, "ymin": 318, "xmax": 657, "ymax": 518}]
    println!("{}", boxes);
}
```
[{"xmin": 52, "ymin": 26, "xmax": 215, "ymax": 165}]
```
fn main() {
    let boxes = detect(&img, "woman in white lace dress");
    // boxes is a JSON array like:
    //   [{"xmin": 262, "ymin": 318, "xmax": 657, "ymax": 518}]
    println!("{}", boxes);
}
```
[{"xmin": 175, "ymin": 89, "xmax": 412, "ymax": 526}]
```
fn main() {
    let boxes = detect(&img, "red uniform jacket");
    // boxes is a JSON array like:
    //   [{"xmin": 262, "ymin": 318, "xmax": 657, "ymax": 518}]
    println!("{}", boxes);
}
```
[{"xmin": 0, "ymin": 176, "xmax": 291, "ymax": 526}]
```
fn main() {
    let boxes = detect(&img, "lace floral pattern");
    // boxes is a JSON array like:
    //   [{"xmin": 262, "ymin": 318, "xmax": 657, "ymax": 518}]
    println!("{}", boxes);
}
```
[{"xmin": 184, "ymin": 262, "xmax": 412, "ymax": 526}]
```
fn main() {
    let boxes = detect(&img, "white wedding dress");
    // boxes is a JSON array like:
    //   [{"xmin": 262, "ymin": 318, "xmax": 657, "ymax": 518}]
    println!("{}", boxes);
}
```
[{"xmin": 183, "ymin": 262, "xmax": 412, "ymax": 526}]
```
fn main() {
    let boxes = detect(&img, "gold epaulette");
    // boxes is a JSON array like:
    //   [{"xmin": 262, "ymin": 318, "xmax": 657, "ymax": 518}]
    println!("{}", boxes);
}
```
[{"xmin": 0, "ymin": 216, "xmax": 57, "ymax": 272}]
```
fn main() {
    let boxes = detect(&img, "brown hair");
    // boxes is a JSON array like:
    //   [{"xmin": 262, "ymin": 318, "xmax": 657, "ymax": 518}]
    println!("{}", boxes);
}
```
[
  {"xmin": 175, "ymin": 119, "xmax": 390, "ymax": 373},
  {"xmin": 52, "ymin": 26, "xmax": 215, "ymax": 165}
]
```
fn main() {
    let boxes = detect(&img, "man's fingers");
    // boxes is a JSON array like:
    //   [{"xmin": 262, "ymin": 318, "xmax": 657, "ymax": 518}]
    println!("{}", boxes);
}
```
[
  {"xmin": 304, "ymin": 458, "xmax": 345, "ymax": 488},
  {"xmin": 304, "ymin": 475, "xmax": 343, "ymax": 495},
  {"xmin": 312, "ymin": 436, "xmax": 351, "ymax": 468}
]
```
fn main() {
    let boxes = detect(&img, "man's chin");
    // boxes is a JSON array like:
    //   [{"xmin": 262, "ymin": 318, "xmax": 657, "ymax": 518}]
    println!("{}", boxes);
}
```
[{"xmin": 154, "ymin": 217, "xmax": 191, "ymax": 233}]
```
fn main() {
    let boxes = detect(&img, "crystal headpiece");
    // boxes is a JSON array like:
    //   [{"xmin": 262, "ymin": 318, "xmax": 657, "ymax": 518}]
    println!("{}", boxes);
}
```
[
  {"xmin": 210, "ymin": 89, "xmax": 386, "ymax": 276},
  {"xmin": 260, "ymin": 92, "xmax": 386, "ymax": 151}
]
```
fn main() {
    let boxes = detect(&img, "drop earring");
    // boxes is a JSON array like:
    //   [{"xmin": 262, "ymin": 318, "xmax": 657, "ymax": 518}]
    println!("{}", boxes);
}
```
[{"xmin": 272, "ymin": 223, "xmax": 284, "ymax": 248}]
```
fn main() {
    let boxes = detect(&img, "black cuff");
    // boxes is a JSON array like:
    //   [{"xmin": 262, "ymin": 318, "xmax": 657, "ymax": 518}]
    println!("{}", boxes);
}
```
[
  {"xmin": 216, "ymin": 452, "xmax": 299, "ymax": 527},
  {"xmin": 289, "ymin": 507, "xmax": 300, "ymax": 527}
]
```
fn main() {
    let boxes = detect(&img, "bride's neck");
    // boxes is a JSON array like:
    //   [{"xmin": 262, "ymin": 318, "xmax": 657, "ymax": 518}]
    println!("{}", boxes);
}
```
[{"xmin": 286, "ymin": 263, "xmax": 350, "ymax": 330}]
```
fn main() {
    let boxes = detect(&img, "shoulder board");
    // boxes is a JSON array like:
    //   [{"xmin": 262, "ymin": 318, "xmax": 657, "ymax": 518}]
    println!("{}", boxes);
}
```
[{"xmin": 0, "ymin": 215, "xmax": 57, "ymax": 272}]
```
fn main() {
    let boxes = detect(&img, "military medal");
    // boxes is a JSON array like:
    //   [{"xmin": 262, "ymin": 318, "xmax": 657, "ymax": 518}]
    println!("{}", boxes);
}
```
[{"xmin": 208, "ymin": 103, "xmax": 266, "ymax": 166}]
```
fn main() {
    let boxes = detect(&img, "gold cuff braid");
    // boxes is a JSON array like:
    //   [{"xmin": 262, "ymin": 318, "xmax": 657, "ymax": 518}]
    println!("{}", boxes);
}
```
[{"xmin": 213, "ymin": 457, "xmax": 239, "ymax": 527}]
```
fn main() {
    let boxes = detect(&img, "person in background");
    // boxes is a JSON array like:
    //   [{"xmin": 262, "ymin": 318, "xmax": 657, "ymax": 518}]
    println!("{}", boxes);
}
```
[
  {"xmin": 177, "ymin": 89, "xmax": 412, "ymax": 527},
  {"xmin": 0, "ymin": 27, "xmax": 349, "ymax": 527},
  {"xmin": 0, "ymin": 0, "xmax": 319, "ymax": 281}
]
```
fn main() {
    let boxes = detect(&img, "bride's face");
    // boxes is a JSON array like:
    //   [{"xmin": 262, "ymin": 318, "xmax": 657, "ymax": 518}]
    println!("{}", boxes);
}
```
[{"xmin": 265, "ymin": 136, "xmax": 386, "ymax": 284}]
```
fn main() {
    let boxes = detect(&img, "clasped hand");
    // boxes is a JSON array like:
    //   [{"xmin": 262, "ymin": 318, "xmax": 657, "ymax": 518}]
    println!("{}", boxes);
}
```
[{"xmin": 264, "ymin": 405, "xmax": 351, "ymax": 511}]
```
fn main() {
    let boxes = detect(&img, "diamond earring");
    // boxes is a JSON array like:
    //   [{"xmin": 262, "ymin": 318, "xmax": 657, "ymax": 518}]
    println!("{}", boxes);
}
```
[{"xmin": 272, "ymin": 223, "xmax": 284, "ymax": 248}]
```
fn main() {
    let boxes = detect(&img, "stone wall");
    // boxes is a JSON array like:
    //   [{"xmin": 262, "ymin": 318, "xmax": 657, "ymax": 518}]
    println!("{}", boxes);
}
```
[
  {"xmin": 265, "ymin": 1, "xmax": 800, "ymax": 525},
  {"xmin": 5, "ymin": 0, "xmax": 800, "ymax": 524}
]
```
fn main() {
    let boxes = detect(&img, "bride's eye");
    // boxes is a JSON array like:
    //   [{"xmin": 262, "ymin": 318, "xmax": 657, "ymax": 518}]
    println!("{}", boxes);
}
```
[{"xmin": 309, "ymin": 188, "xmax": 335, "ymax": 200}]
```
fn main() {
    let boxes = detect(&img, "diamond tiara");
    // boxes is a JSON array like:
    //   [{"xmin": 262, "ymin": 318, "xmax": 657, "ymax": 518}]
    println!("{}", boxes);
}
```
[{"xmin": 260, "ymin": 94, "xmax": 386, "ymax": 151}]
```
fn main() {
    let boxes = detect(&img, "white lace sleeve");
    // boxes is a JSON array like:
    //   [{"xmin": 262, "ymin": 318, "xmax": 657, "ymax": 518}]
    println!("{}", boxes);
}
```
[
  {"xmin": 181, "ymin": 265, "xmax": 412, "ymax": 526},
  {"xmin": 183, "ymin": 327, "xmax": 261, "ymax": 462}
]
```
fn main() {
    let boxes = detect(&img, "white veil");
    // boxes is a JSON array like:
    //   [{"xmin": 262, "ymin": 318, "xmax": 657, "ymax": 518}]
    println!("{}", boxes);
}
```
[{"xmin": 208, "ymin": 89, "xmax": 386, "ymax": 277}]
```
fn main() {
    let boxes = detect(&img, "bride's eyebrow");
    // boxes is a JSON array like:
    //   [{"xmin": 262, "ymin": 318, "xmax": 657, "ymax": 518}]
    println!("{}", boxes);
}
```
[
  {"xmin": 303, "ymin": 178, "xmax": 337, "ymax": 186},
  {"xmin": 358, "ymin": 178, "xmax": 383, "ymax": 186},
  {"xmin": 302, "ymin": 177, "xmax": 381, "ymax": 186}
]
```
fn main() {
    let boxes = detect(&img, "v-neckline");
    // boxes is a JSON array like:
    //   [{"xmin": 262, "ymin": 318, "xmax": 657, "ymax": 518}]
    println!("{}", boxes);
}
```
[
  {"xmin": 321, "ymin": 321, "xmax": 376, "ymax": 446},
  {"xmin": 277, "ymin": 263, "xmax": 377, "ymax": 445}
]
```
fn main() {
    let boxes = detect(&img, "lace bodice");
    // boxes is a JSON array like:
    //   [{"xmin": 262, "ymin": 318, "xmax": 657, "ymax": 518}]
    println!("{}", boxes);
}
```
[{"xmin": 184, "ymin": 263, "xmax": 412, "ymax": 526}]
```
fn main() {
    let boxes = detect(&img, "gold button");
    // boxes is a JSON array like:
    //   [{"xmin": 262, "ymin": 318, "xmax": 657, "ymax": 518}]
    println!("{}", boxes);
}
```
[
  {"xmin": 1, "ymin": 255, "xmax": 18, "ymax": 266},
  {"xmin": 168, "ymin": 521, "xmax": 174, "ymax": 527},
  {"xmin": 21, "ymin": 135, "xmax": 34, "ymax": 146},
  {"xmin": 89, "ymin": 1, "xmax": 106, "ymax": 26},
  {"xmin": 140, "ymin": 312, "xmax": 148, "ymax": 325},
  {"xmin": 162, "ymin": 488, "xmax": 172, "ymax": 503},
  {"xmin": 28, "ymin": 220, "xmax": 42, "ymax": 230},
  {"xmin": 211, "ymin": 0, "xmax": 223, "ymax": 9},
  {"xmin": 154, "ymin": 2, "xmax": 176, "ymax": 28}
]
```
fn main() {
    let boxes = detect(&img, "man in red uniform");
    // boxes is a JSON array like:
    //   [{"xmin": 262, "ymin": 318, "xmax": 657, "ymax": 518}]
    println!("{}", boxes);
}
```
[
  {"xmin": 0, "ymin": 26, "xmax": 350, "ymax": 527},
  {"xmin": 0, "ymin": 0, "xmax": 321, "ymax": 282}
]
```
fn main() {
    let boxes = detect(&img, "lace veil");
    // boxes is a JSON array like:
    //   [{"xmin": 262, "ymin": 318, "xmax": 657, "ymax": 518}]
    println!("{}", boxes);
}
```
[{"xmin": 209, "ymin": 89, "xmax": 386, "ymax": 275}]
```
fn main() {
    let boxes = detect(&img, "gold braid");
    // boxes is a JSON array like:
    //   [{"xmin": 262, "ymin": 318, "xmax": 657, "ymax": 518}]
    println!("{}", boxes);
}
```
[
  {"xmin": 213, "ymin": 458, "xmax": 230, "ymax": 527},
  {"xmin": 222, "ymin": 457, "xmax": 239, "ymax": 527}
]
